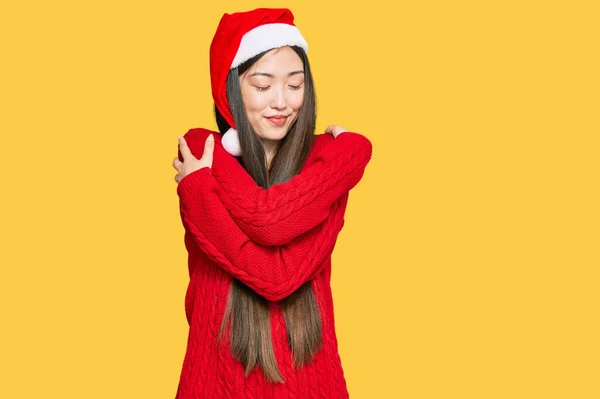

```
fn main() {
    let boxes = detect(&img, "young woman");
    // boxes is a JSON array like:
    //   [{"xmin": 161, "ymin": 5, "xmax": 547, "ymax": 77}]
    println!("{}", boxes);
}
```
[{"xmin": 171, "ymin": 8, "xmax": 372, "ymax": 399}]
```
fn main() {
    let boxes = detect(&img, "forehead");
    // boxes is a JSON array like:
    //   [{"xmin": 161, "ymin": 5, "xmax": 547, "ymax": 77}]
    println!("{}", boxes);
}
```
[{"xmin": 245, "ymin": 47, "xmax": 303, "ymax": 77}]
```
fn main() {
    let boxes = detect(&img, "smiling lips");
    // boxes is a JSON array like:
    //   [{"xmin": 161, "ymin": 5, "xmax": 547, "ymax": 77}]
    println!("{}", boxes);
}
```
[{"xmin": 265, "ymin": 115, "xmax": 288, "ymax": 126}]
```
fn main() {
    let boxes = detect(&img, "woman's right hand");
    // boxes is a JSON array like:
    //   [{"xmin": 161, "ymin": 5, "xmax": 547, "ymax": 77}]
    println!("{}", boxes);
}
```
[{"xmin": 324, "ymin": 125, "xmax": 347, "ymax": 138}]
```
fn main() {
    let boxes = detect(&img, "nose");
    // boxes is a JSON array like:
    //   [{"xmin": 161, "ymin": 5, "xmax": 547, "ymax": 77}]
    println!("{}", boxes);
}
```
[{"xmin": 270, "ymin": 87, "xmax": 286, "ymax": 110}]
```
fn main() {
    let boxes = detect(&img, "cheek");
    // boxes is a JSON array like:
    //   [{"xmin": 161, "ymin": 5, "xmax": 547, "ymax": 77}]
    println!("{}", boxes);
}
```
[
  {"xmin": 243, "ymin": 92, "xmax": 270, "ymax": 114},
  {"xmin": 289, "ymin": 91, "xmax": 305, "ymax": 110}
]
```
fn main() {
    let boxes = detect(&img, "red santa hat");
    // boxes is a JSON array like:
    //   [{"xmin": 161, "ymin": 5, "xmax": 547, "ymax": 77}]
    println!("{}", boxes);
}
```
[{"xmin": 209, "ymin": 8, "xmax": 309, "ymax": 156}]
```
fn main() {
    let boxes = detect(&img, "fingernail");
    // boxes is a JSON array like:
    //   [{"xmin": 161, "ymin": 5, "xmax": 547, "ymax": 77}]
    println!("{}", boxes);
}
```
[
  {"xmin": 208, "ymin": 134, "xmax": 214, "ymax": 141},
  {"xmin": 177, "ymin": 136, "xmax": 181, "ymax": 140}
]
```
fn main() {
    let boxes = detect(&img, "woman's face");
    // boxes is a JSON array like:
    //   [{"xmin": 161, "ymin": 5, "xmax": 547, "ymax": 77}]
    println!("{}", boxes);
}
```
[{"xmin": 239, "ymin": 46, "xmax": 305, "ymax": 146}]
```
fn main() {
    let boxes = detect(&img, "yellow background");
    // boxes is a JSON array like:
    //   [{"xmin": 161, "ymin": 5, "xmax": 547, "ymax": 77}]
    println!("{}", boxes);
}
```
[{"xmin": 1, "ymin": 1, "xmax": 598, "ymax": 398}]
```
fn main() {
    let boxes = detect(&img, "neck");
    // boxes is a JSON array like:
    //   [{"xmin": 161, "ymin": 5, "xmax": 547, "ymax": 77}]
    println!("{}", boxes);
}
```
[{"xmin": 262, "ymin": 138, "xmax": 280, "ymax": 169}]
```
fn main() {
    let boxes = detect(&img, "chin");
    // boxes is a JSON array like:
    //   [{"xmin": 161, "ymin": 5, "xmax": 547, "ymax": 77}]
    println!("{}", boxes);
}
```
[{"xmin": 259, "ymin": 127, "xmax": 290, "ymax": 141}]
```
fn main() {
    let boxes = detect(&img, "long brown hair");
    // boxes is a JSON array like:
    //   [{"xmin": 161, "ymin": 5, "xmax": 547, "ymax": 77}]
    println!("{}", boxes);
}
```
[{"xmin": 213, "ymin": 45, "xmax": 321, "ymax": 383}]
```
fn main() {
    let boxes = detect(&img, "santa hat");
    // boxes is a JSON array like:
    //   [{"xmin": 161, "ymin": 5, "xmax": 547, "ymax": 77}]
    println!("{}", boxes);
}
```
[{"xmin": 209, "ymin": 8, "xmax": 309, "ymax": 156}]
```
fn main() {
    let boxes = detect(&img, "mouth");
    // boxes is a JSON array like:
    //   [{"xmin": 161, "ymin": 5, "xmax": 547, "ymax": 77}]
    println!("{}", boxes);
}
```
[{"xmin": 265, "ymin": 116, "xmax": 288, "ymax": 126}]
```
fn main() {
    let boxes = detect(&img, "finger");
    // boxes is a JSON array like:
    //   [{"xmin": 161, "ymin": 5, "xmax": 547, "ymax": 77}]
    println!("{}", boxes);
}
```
[
  {"xmin": 178, "ymin": 136, "xmax": 194, "ymax": 160},
  {"xmin": 174, "ymin": 174, "xmax": 179, "ymax": 184},
  {"xmin": 202, "ymin": 134, "xmax": 215, "ymax": 168},
  {"xmin": 172, "ymin": 156, "xmax": 182, "ymax": 171}
]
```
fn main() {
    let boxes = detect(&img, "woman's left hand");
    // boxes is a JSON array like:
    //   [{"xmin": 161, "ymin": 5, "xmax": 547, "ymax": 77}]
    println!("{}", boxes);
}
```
[{"xmin": 173, "ymin": 135, "xmax": 214, "ymax": 184}]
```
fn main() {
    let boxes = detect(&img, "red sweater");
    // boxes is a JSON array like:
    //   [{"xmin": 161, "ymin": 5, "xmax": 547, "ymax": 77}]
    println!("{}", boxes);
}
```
[{"xmin": 174, "ymin": 128, "xmax": 373, "ymax": 398}]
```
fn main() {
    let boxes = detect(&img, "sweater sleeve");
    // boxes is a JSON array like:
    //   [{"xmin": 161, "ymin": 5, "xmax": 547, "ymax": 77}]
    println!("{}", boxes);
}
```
[
  {"xmin": 179, "ymin": 129, "xmax": 371, "ymax": 246},
  {"xmin": 176, "ymin": 166, "xmax": 348, "ymax": 302}
]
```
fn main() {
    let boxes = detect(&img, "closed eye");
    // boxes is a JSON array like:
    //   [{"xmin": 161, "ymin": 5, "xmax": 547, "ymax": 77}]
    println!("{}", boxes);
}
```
[{"xmin": 254, "ymin": 85, "xmax": 303, "ymax": 91}]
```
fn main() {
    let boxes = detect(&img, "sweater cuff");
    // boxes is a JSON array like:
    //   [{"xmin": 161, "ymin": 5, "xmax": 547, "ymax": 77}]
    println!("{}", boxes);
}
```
[{"xmin": 176, "ymin": 166, "xmax": 214, "ymax": 199}]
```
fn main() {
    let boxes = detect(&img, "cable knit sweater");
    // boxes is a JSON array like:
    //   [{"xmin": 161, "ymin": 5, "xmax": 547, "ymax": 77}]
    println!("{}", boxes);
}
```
[{"xmin": 174, "ymin": 127, "xmax": 372, "ymax": 399}]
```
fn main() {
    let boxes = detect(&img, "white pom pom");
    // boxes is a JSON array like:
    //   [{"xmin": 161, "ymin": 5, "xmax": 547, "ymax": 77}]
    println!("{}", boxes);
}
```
[{"xmin": 222, "ymin": 128, "xmax": 242, "ymax": 156}]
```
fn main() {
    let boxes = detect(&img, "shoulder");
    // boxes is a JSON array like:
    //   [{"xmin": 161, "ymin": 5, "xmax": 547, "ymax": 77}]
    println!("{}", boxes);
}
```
[
  {"xmin": 310, "ymin": 133, "xmax": 335, "ymax": 154},
  {"xmin": 314, "ymin": 132, "xmax": 335, "ymax": 144},
  {"xmin": 310, "ymin": 131, "xmax": 372, "ymax": 155},
  {"xmin": 183, "ymin": 127, "xmax": 222, "ymax": 144},
  {"xmin": 180, "ymin": 127, "xmax": 224, "ymax": 159},
  {"xmin": 303, "ymin": 131, "xmax": 373, "ymax": 171}
]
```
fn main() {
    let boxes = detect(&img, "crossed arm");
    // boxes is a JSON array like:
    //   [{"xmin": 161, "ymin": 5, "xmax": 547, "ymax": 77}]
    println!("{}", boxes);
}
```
[
  {"xmin": 177, "ymin": 166, "xmax": 349, "ymax": 301},
  {"xmin": 179, "ymin": 129, "xmax": 372, "ymax": 246}
]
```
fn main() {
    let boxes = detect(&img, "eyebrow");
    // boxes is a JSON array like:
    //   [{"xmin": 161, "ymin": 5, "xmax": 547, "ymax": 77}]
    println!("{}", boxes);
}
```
[{"xmin": 248, "ymin": 70, "xmax": 304, "ymax": 78}]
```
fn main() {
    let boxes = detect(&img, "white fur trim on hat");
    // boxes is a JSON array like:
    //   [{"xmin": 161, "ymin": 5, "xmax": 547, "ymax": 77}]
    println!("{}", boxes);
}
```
[
  {"xmin": 231, "ymin": 23, "xmax": 309, "ymax": 69},
  {"xmin": 222, "ymin": 128, "xmax": 242, "ymax": 156}
]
